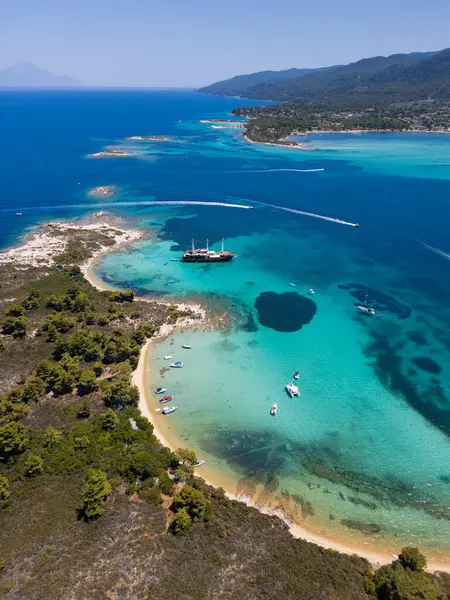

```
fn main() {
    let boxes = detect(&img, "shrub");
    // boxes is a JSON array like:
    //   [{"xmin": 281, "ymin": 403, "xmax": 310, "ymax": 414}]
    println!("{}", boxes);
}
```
[
  {"xmin": 43, "ymin": 426, "xmax": 63, "ymax": 450},
  {"xmin": 373, "ymin": 564, "xmax": 441, "ymax": 600},
  {"xmin": 158, "ymin": 470, "xmax": 173, "ymax": 496},
  {"xmin": 170, "ymin": 508, "xmax": 192, "ymax": 535},
  {"xmin": 77, "ymin": 370, "xmax": 99, "ymax": 396},
  {"xmin": 21, "ymin": 377, "xmax": 45, "ymax": 403},
  {"xmin": 93, "ymin": 362, "xmax": 104, "ymax": 377},
  {"xmin": 4, "ymin": 304, "xmax": 25, "ymax": 317},
  {"xmin": 2, "ymin": 316, "xmax": 28, "ymax": 337},
  {"xmin": 81, "ymin": 469, "xmax": 112, "ymax": 519},
  {"xmin": 0, "ymin": 475, "xmax": 10, "ymax": 508},
  {"xmin": 0, "ymin": 421, "xmax": 28, "ymax": 460},
  {"xmin": 100, "ymin": 409, "xmax": 119, "ymax": 431},
  {"xmin": 173, "ymin": 485, "xmax": 211, "ymax": 523},
  {"xmin": 105, "ymin": 377, "xmax": 139, "ymax": 408},
  {"xmin": 23, "ymin": 453, "xmax": 44, "ymax": 477},
  {"xmin": 398, "ymin": 547, "xmax": 427, "ymax": 572},
  {"xmin": 77, "ymin": 399, "xmax": 91, "ymax": 419},
  {"xmin": 109, "ymin": 290, "xmax": 135, "ymax": 303}
]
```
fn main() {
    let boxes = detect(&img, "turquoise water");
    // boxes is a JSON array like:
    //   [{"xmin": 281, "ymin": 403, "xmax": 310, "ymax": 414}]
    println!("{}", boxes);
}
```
[
  {"xmin": 2, "ymin": 90, "xmax": 449, "ymax": 558},
  {"xmin": 94, "ymin": 119, "xmax": 450, "ymax": 558}
]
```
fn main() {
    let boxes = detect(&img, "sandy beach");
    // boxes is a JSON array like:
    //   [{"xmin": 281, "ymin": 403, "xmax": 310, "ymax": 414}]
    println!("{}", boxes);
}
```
[
  {"xmin": 82, "ymin": 227, "xmax": 449, "ymax": 574},
  {"xmin": 131, "ymin": 330, "xmax": 450, "ymax": 573}
]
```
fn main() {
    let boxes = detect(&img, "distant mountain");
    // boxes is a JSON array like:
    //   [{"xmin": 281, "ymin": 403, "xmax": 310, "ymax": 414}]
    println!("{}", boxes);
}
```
[
  {"xmin": 0, "ymin": 62, "xmax": 81, "ymax": 88},
  {"xmin": 199, "ymin": 50, "xmax": 447, "ymax": 103},
  {"xmin": 198, "ymin": 65, "xmax": 340, "ymax": 97}
]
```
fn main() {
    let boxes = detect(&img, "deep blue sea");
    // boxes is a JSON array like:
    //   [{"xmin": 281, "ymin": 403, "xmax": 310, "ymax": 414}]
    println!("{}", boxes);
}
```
[{"xmin": 1, "ymin": 90, "xmax": 450, "ymax": 561}]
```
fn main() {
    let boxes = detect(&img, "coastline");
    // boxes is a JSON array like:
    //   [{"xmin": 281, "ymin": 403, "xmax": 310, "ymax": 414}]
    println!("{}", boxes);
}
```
[
  {"xmin": 131, "ymin": 328, "xmax": 450, "ymax": 573},
  {"xmin": 3, "ymin": 215, "xmax": 449, "ymax": 572},
  {"xmin": 242, "ymin": 129, "xmax": 450, "ymax": 151},
  {"xmin": 83, "ymin": 224, "xmax": 450, "ymax": 574}
]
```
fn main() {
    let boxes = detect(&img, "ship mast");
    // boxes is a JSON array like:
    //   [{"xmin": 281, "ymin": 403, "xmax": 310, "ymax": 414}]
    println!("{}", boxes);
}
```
[
  {"xmin": 206, "ymin": 239, "xmax": 209, "ymax": 251},
  {"xmin": 191, "ymin": 238, "xmax": 195, "ymax": 251},
  {"xmin": 221, "ymin": 237, "xmax": 224, "ymax": 252}
]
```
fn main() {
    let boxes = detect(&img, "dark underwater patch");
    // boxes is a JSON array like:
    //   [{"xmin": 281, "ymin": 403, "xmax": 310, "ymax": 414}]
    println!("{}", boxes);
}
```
[
  {"xmin": 340, "ymin": 283, "xmax": 411, "ymax": 319},
  {"xmin": 411, "ymin": 356, "xmax": 442, "ymax": 375},
  {"xmin": 407, "ymin": 330, "xmax": 428, "ymax": 346},
  {"xmin": 364, "ymin": 331, "xmax": 450, "ymax": 437},
  {"xmin": 254, "ymin": 291, "xmax": 317, "ymax": 332}
]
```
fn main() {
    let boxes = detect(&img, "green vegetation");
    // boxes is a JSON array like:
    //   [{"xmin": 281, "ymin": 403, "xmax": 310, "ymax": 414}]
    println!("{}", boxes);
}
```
[
  {"xmin": 204, "ymin": 49, "xmax": 450, "ymax": 104},
  {"xmin": 81, "ymin": 469, "xmax": 112, "ymax": 519},
  {"xmin": 233, "ymin": 100, "xmax": 450, "ymax": 143},
  {"xmin": 0, "ymin": 475, "xmax": 10, "ymax": 508}
]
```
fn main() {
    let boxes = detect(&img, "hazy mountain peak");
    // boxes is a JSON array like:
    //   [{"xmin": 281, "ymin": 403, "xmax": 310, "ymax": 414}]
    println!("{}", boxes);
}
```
[{"xmin": 0, "ymin": 62, "xmax": 81, "ymax": 88}]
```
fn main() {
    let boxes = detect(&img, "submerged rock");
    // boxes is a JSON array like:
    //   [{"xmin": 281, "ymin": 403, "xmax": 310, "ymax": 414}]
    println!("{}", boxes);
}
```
[{"xmin": 254, "ymin": 291, "xmax": 317, "ymax": 332}]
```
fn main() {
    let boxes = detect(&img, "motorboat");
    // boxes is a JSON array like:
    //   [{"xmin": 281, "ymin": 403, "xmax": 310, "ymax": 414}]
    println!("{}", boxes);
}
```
[
  {"xmin": 308, "ymin": 288, "xmax": 315, "ymax": 295},
  {"xmin": 286, "ymin": 383, "xmax": 300, "ymax": 398},
  {"xmin": 160, "ymin": 395, "xmax": 174, "ymax": 403},
  {"xmin": 289, "ymin": 282, "xmax": 296, "ymax": 287},
  {"xmin": 155, "ymin": 408, "xmax": 162, "ymax": 413},
  {"xmin": 156, "ymin": 387, "xmax": 167, "ymax": 394},
  {"xmin": 182, "ymin": 344, "xmax": 192, "ymax": 349},
  {"xmin": 170, "ymin": 361, "xmax": 183, "ymax": 368},
  {"xmin": 270, "ymin": 403, "xmax": 278, "ymax": 416},
  {"xmin": 293, "ymin": 371, "xmax": 300, "ymax": 380},
  {"xmin": 164, "ymin": 355, "xmax": 173, "ymax": 360},
  {"xmin": 357, "ymin": 305, "xmax": 375, "ymax": 315},
  {"xmin": 162, "ymin": 405, "xmax": 177, "ymax": 415},
  {"xmin": 194, "ymin": 460, "xmax": 205, "ymax": 467}
]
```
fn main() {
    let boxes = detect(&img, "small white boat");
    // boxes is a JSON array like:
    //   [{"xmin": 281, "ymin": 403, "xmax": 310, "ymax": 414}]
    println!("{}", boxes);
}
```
[
  {"xmin": 164, "ymin": 355, "xmax": 173, "ymax": 360},
  {"xmin": 308, "ymin": 288, "xmax": 315, "ymax": 295},
  {"xmin": 270, "ymin": 403, "xmax": 278, "ymax": 416},
  {"xmin": 286, "ymin": 383, "xmax": 300, "ymax": 398},
  {"xmin": 15, "ymin": 212, "xmax": 22, "ymax": 216},
  {"xmin": 156, "ymin": 387, "xmax": 167, "ymax": 394},
  {"xmin": 155, "ymin": 408, "xmax": 162, "ymax": 413},
  {"xmin": 170, "ymin": 361, "xmax": 183, "ymax": 368},
  {"xmin": 357, "ymin": 305, "xmax": 375, "ymax": 315},
  {"xmin": 293, "ymin": 371, "xmax": 300, "ymax": 380},
  {"xmin": 182, "ymin": 344, "xmax": 192, "ymax": 349},
  {"xmin": 194, "ymin": 460, "xmax": 205, "ymax": 467},
  {"xmin": 289, "ymin": 282, "xmax": 296, "ymax": 287},
  {"xmin": 162, "ymin": 405, "xmax": 177, "ymax": 415}
]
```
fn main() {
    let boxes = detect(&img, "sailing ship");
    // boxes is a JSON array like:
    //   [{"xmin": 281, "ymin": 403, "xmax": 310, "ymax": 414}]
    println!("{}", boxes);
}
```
[{"xmin": 182, "ymin": 237, "xmax": 236, "ymax": 263}]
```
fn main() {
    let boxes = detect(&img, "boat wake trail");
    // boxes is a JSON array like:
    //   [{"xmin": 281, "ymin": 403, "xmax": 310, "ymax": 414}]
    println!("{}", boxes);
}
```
[
  {"xmin": 242, "ymin": 168, "xmax": 325, "ymax": 173},
  {"xmin": 419, "ymin": 240, "xmax": 450, "ymax": 261},
  {"xmin": 249, "ymin": 200, "xmax": 359, "ymax": 227},
  {"xmin": 4, "ymin": 200, "xmax": 253, "ymax": 214}
]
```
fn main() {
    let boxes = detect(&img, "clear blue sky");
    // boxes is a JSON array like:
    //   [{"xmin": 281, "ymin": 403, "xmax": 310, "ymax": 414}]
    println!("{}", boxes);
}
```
[{"xmin": 1, "ymin": 0, "xmax": 449, "ymax": 87}]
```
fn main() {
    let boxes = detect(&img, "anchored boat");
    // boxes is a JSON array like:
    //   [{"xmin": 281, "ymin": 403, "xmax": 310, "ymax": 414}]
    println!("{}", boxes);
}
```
[
  {"xmin": 271, "ymin": 403, "xmax": 278, "ymax": 416},
  {"xmin": 160, "ymin": 395, "xmax": 174, "ymax": 403},
  {"xmin": 286, "ymin": 383, "xmax": 300, "ymax": 398},
  {"xmin": 182, "ymin": 237, "xmax": 236, "ymax": 263},
  {"xmin": 162, "ymin": 406, "xmax": 177, "ymax": 415},
  {"xmin": 156, "ymin": 387, "xmax": 167, "ymax": 394},
  {"xmin": 170, "ymin": 361, "xmax": 183, "ymax": 368}
]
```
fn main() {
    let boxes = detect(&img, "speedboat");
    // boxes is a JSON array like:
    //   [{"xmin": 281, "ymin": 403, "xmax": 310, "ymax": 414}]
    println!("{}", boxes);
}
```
[
  {"xmin": 15, "ymin": 212, "xmax": 22, "ymax": 216},
  {"xmin": 308, "ymin": 288, "xmax": 315, "ymax": 295},
  {"xmin": 357, "ymin": 305, "xmax": 375, "ymax": 315},
  {"xmin": 194, "ymin": 460, "xmax": 205, "ymax": 467},
  {"xmin": 170, "ymin": 361, "xmax": 183, "ymax": 368},
  {"xmin": 164, "ymin": 355, "xmax": 173, "ymax": 360},
  {"xmin": 156, "ymin": 387, "xmax": 167, "ymax": 394},
  {"xmin": 293, "ymin": 371, "xmax": 300, "ymax": 380},
  {"xmin": 162, "ymin": 405, "xmax": 177, "ymax": 415},
  {"xmin": 286, "ymin": 383, "xmax": 300, "ymax": 398},
  {"xmin": 289, "ymin": 282, "xmax": 296, "ymax": 287},
  {"xmin": 270, "ymin": 403, "xmax": 278, "ymax": 416},
  {"xmin": 182, "ymin": 344, "xmax": 192, "ymax": 349},
  {"xmin": 160, "ymin": 395, "xmax": 174, "ymax": 403}
]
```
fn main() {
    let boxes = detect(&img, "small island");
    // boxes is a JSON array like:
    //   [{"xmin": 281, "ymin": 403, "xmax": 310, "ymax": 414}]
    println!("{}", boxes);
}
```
[
  {"xmin": 87, "ymin": 185, "xmax": 116, "ymax": 197},
  {"xmin": 127, "ymin": 135, "xmax": 171, "ymax": 141},
  {"xmin": 88, "ymin": 148, "xmax": 134, "ymax": 158}
]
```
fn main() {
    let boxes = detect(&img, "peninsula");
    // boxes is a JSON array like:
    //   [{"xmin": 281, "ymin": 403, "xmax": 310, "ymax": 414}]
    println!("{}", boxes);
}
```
[
  {"xmin": 1, "ymin": 215, "xmax": 450, "ymax": 599},
  {"xmin": 201, "ymin": 47, "xmax": 450, "ymax": 144}
]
